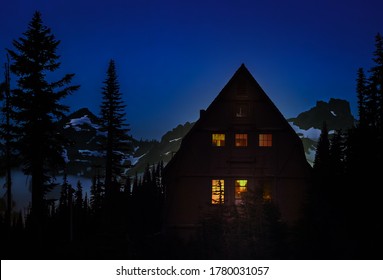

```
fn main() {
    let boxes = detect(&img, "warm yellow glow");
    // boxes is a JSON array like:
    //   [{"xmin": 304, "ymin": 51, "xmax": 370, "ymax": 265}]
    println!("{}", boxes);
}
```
[
  {"xmin": 263, "ymin": 194, "xmax": 272, "ymax": 201},
  {"xmin": 237, "ymin": 179, "xmax": 247, "ymax": 187},
  {"xmin": 212, "ymin": 133, "xmax": 225, "ymax": 146},
  {"xmin": 235, "ymin": 134, "xmax": 248, "ymax": 147},
  {"xmin": 263, "ymin": 184, "xmax": 272, "ymax": 201},
  {"xmin": 212, "ymin": 179, "xmax": 224, "ymax": 204},
  {"xmin": 259, "ymin": 133, "xmax": 272, "ymax": 147},
  {"xmin": 235, "ymin": 179, "xmax": 248, "ymax": 200}
]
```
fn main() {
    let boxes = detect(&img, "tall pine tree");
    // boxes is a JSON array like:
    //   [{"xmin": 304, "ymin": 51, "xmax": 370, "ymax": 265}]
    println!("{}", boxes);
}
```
[
  {"xmin": 7, "ymin": 11, "xmax": 79, "ymax": 237},
  {"xmin": 99, "ymin": 59, "xmax": 131, "ymax": 198},
  {"xmin": 356, "ymin": 68, "xmax": 368, "ymax": 128},
  {"xmin": 0, "ymin": 56, "xmax": 13, "ymax": 233},
  {"xmin": 313, "ymin": 121, "xmax": 330, "ymax": 174},
  {"xmin": 370, "ymin": 33, "xmax": 383, "ymax": 132}
]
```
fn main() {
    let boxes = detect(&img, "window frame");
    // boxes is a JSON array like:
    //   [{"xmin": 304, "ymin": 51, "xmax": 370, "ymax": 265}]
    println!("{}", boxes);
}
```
[
  {"xmin": 212, "ymin": 133, "xmax": 226, "ymax": 147},
  {"xmin": 235, "ymin": 179, "xmax": 248, "ymax": 203},
  {"xmin": 235, "ymin": 133, "xmax": 248, "ymax": 147},
  {"xmin": 259, "ymin": 133, "xmax": 273, "ymax": 147},
  {"xmin": 211, "ymin": 179, "xmax": 225, "ymax": 205}
]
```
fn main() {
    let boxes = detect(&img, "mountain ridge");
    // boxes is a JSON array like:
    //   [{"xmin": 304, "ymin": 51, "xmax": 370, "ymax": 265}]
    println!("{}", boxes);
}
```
[
  {"xmin": 287, "ymin": 98, "xmax": 355, "ymax": 165},
  {"xmin": 59, "ymin": 108, "xmax": 194, "ymax": 177},
  {"xmin": 60, "ymin": 98, "xmax": 355, "ymax": 176},
  {"xmin": 287, "ymin": 98, "xmax": 355, "ymax": 130}
]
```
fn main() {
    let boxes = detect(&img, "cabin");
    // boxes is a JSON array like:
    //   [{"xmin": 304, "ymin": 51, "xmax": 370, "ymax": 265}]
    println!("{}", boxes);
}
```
[{"xmin": 163, "ymin": 64, "xmax": 312, "ymax": 239}]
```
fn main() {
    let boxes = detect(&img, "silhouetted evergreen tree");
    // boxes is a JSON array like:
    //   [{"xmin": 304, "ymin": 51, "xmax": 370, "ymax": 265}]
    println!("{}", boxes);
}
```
[
  {"xmin": 90, "ymin": 174, "xmax": 104, "ymax": 214},
  {"xmin": 152, "ymin": 161, "xmax": 165, "ymax": 232},
  {"xmin": 129, "ymin": 161, "xmax": 165, "ymax": 241},
  {"xmin": 329, "ymin": 129, "xmax": 345, "ymax": 175},
  {"xmin": 73, "ymin": 180, "xmax": 84, "ymax": 241},
  {"xmin": 293, "ymin": 123, "xmax": 352, "ymax": 259},
  {"xmin": 136, "ymin": 163, "xmax": 155, "ymax": 234},
  {"xmin": 369, "ymin": 33, "xmax": 383, "ymax": 131},
  {"xmin": 313, "ymin": 121, "xmax": 330, "ymax": 174},
  {"xmin": 336, "ymin": 33, "xmax": 383, "ymax": 258},
  {"xmin": 57, "ymin": 172, "xmax": 74, "ymax": 241},
  {"xmin": 74, "ymin": 180, "xmax": 83, "ymax": 211},
  {"xmin": 347, "ymin": 33, "xmax": 383, "ymax": 173},
  {"xmin": 7, "ymin": 11, "xmax": 79, "ymax": 240},
  {"xmin": 59, "ymin": 172, "xmax": 71, "ymax": 213},
  {"xmin": 0, "ymin": 56, "xmax": 14, "ymax": 233},
  {"xmin": 83, "ymin": 193, "xmax": 89, "ymax": 215},
  {"xmin": 357, "ymin": 68, "xmax": 368, "ymax": 128},
  {"xmin": 99, "ymin": 59, "xmax": 131, "ymax": 199},
  {"xmin": 132, "ymin": 172, "xmax": 139, "ymax": 196}
]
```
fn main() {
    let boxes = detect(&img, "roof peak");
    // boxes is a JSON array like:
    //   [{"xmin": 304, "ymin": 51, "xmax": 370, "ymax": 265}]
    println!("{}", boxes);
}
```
[
  {"xmin": 231, "ymin": 63, "xmax": 253, "ymax": 81},
  {"xmin": 240, "ymin": 63, "xmax": 247, "ymax": 69},
  {"xmin": 236, "ymin": 63, "xmax": 251, "ymax": 73}
]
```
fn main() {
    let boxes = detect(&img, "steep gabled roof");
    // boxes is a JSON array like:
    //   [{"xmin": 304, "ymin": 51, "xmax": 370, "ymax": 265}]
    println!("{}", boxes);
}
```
[
  {"xmin": 201, "ymin": 63, "xmax": 293, "ymax": 127},
  {"xmin": 164, "ymin": 63, "xmax": 307, "ymax": 172}
]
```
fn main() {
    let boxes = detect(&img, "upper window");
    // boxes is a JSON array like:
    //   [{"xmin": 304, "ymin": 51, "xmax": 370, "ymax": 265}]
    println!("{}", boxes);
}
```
[
  {"xmin": 259, "ymin": 134, "xmax": 272, "ymax": 147},
  {"xmin": 235, "ymin": 134, "xmax": 248, "ymax": 147},
  {"xmin": 212, "ymin": 133, "xmax": 225, "ymax": 147},
  {"xmin": 212, "ymin": 179, "xmax": 225, "ymax": 204},
  {"xmin": 235, "ymin": 180, "xmax": 248, "ymax": 203}
]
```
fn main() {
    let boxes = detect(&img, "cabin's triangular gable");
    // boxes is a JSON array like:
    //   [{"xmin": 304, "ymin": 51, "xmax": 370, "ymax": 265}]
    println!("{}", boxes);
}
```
[
  {"xmin": 167, "ymin": 63, "xmax": 306, "ymax": 171},
  {"xmin": 200, "ymin": 63, "xmax": 297, "ymax": 131}
]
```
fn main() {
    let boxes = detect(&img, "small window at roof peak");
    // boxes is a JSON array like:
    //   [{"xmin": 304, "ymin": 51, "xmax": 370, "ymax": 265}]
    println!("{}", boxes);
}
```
[{"xmin": 235, "ymin": 104, "xmax": 248, "ymax": 118}]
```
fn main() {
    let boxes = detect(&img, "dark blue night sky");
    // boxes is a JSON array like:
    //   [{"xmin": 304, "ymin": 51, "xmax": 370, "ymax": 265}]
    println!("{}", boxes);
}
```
[{"xmin": 1, "ymin": 0, "xmax": 382, "ymax": 139}]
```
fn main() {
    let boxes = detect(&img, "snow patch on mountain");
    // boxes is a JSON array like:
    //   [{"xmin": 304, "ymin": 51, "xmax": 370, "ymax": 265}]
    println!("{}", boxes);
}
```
[
  {"xmin": 289, "ymin": 122, "xmax": 337, "ymax": 167},
  {"xmin": 306, "ymin": 147, "xmax": 317, "ymax": 165},
  {"xmin": 169, "ymin": 137, "xmax": 182, "ymax": 143},
  {"xmin": 128, "ymin": 152, "xmax": 148, "ymax": 166},
  {"xmin": 64, "ymin": 115, "xmax": 99, "ymax": 131},
  {"xmin": 289, "ymin": 122, "xmax": 321, "ymax": 141},
  {"xmin": 78, "ymin": 150, "xmax": 104, "ymax": 157}
]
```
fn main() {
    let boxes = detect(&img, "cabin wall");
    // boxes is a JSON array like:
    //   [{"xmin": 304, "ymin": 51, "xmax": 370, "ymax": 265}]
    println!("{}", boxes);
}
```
[{"xmin": 163, "ymin": 65, "xmax": 312, "ymax": 239}]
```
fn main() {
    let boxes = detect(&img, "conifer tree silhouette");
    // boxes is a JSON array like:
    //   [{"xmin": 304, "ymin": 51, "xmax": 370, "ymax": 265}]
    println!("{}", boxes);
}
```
[
  {"xmin": 99, "ymin": 59, "xmax": 131, "ymax": 199},
  {"xmin": 7, "ymin": 11, "xmax": 79, "ymax": 241},
  {"xmin": 356, "ymin": 68, "xmax": 368, "ymax": 128},
  {"xmin": 0, "ymin": 56, "xmax": 13, "ymax": 234},
  {"xmin": 313, "ymin": 121, "xmax": 330, "ymax": 173}
]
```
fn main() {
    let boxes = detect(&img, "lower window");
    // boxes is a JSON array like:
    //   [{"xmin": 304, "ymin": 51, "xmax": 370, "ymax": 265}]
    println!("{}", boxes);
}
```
[
  {"xmin": 235, "ymin": 179, "xmax": 248, "ymax": 204},
  {"xmin": 211, "ymin": 179, "xmax": 225, "ymax": 204}
]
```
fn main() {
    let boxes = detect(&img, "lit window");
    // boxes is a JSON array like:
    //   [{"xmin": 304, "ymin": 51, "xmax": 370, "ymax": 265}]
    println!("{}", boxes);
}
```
[
  {"xmin": 259, "ymin": 134, "xmax": 272, "ymax": 147},
  {"xmin": 212, "ymin": 179, "xmax": 224, "ymax": 204},
  {"xmin": 235, "ymin": 134, "xmax": 248, "ymax": 147},
  {"xmin": 212, "ymin": 134, "xmax": 225, "ymax": 146},
  {"xmin": 235, "ymin": 180, "xmax": 248, "ymax": 203}
]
